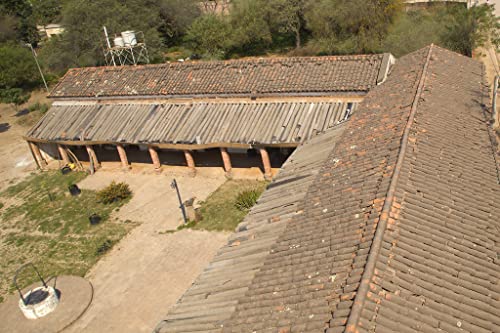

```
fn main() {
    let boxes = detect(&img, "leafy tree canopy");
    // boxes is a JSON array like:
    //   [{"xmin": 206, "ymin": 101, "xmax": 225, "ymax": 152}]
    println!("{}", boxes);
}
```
[
  {"xmin": 0, "ymin": 0, "xmax": 38, "ymax": 43},
  {"xmin": 0, "ymin": 44, "xmax": 39, "ymax": 89},
  {"xmin": 185, "ymin": 14, "xmax": 232, "ymax": 59}
]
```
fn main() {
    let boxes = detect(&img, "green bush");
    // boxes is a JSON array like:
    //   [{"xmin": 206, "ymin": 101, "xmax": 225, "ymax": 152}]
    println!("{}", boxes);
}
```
[
  {"xmin": 234, "ymin": 189, "xmax": 260, "ymax": 211},
  {"xmin": 28, "ymin": 102, "xmax": 50, "ymax": 114},
  {"xmin": 96, "ymin": 181, "xmax": 132, "ymax": 204}
]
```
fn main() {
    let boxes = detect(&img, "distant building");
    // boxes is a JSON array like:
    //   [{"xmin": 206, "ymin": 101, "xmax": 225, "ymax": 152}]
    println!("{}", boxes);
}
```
[
  {"xmin": 200, "ymin": 0, "xmax": 231, "ymax": 14},
  {"xmin": 404, "ymin": 0, "xmax": 472, "ymax": 7},
  {"xmin": 37, "ymin": 24, "xmax": 64, "ymax": 39}
]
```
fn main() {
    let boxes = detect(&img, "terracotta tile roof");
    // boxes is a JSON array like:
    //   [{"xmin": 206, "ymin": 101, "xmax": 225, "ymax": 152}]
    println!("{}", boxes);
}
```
[
  {"xmin": 154, "ymin": 45, "xmax": 500, "ymax": 332},
  {"xmin": 26, "ymin": 101, "xmax": 356, "ymax": 146},
  {"xmin": 48, "ymin": 54, "xmax": 391, "ymax": 99}
]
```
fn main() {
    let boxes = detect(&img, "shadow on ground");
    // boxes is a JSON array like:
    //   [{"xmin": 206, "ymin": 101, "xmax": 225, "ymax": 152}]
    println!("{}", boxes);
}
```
[
  {"xmin": 14, "ymin": 109, "xmax": 30, "ymax": 117},
  {"xmin": 0, "ymin": 123, "xmax": 11, "ymax": 133}
]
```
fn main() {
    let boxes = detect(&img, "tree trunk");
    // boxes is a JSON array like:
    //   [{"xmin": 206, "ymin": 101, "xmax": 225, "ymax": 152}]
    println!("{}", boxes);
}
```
[{"xmin": 295, "ymin": 29, "xmax": 301, "ymax": 49}]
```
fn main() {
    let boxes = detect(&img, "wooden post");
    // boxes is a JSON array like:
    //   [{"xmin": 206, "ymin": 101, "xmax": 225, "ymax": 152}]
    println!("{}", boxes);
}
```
[
  {"xmin": 493, "ymin": 75, "xmax": 499, "ymax": 129},
  {"xmin": 57, "ymin": 144, "xmax": 70, "ymax": 165},
  {"xmin": 86, "ymin": 145, "xmax": 100, "ymax": 170},
  {"xmin": 184, "ymin": 150, "xmax": 196, "ymax": 176},
  {"xmin": 259, "ymin": 147, "xmax": 272, "ymax": 180},
  {"xmin": 117, "ymin": 144, "xmax": 130, "ymax": 170},
  {"xmin": 28, "ymin": 141, "xmax": 46, "ymax": 169},
  {"xmin": 149, "ymin": 146, "xmax": 161, "ymax": 172},
  {"xmin": 220, "ymin": 147, "xmax": 232, "ymax": 178}
]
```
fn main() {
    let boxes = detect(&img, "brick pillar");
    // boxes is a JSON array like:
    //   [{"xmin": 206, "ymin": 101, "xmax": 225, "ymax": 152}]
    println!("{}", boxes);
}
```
[
  {"xmin": 117, "ymin": 144, "xmax": 130, "ymax": 170},
  {"xmin": 148, "ymin": 147, "xmax": 161, "ymax": 172},
  {"xmin": 86, "ymin": 145, "xmax": 100, "ymax": 169},
  {"xmin": 28, "ymin": 141, "xmax": 46, "ymax": 168},
  {"xmin": 259, "ymin": 147, "xmax": 272, "ymax": 180},
  {"xmin": 220, "ymin": 148, "xmax": 232, "ymax": 178},
  {"xmin": 57, "ymin": 144, "xmax": 70, "ymax": 164},
  {"xmin": 184, "ymin": 150, "xmax": 196, "ymax": 176}
]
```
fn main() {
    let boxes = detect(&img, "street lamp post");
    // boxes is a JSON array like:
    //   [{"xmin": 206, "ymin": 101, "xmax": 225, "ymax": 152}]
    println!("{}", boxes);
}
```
[
  {"xmin": 25, "ymin": 43, "xmax": 49, "ymax": 93},
  {"xmin": 170, "ymin": 179, "xmax": 188, "ymax": 225}
]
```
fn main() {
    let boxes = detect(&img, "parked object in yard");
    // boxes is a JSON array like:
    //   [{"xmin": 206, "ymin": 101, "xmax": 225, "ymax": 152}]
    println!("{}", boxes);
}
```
[
  {"xmin": 68, "ymin": 184, "xmax": 81, "ymax": 196},
  {"xmin": 89, "ymin": 213, "xmax": 101, "ymax": 225},
  {"xmin": 60, "ymin": 166, "xmax": 71, "ymax": 175}
]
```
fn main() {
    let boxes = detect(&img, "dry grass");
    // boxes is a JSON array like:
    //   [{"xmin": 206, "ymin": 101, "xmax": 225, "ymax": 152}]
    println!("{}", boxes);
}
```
[{"xmin": 0, "ymin": 171, "xmax": 136, "ymax": 303}]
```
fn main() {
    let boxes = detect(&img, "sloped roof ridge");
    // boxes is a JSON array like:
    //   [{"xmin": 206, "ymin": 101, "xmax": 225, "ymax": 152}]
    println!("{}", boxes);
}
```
[
  {"xmin": 345, "ymin": 44, "xmax": 434, "ymax": 332},
  {"xmin": 63, "ymin": 53, "xmax": 385, "ymax": 73}
]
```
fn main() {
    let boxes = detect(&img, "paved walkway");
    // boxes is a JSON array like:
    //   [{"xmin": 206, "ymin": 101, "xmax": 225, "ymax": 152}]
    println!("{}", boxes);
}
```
[{"xmin": 63, "ymin": 172, "xmax": 229, "ymax": 333}]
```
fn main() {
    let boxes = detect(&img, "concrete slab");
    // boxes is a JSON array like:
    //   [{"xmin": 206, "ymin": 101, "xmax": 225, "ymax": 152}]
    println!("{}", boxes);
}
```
[{"xmin": 0, "ymin": 276, "xmax": 93, "ymax": 333}]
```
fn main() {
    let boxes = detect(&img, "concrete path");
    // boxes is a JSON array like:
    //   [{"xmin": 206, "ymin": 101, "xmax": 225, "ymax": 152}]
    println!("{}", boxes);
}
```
[{"xmin": 64, "ymin": 172, "xmax": 229, "ymax": 333}]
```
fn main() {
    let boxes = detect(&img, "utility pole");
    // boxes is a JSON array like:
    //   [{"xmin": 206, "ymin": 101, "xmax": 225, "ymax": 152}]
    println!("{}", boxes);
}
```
[{"xmin": 25, "ymin": 43, "xmax": 49, "ymax": 93}]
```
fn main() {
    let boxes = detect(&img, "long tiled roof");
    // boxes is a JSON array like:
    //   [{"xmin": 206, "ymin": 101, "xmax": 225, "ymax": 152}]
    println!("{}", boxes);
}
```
[
  {"xmin": 26, "ymin": 101, "xmax": 356, "ymax": 146},
  {"xmin": 154, "ymin": 45, "xmax": 500, "ymax": 332},
  {"xmin": 48, "ymin": 54, "xmax": 391, "ymax": 99}
]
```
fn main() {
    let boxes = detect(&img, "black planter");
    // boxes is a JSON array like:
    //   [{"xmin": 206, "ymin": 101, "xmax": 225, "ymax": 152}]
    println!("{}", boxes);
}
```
[
  {"xmin": 61, "ymin": 166, "xmax": 71, "ymax": 175},
  {"xmin": 68, "ymin": 184, "xmax": 81, "ymax": 196},
  {"xmin": 89, "ymin": 214, "xmax": 101, "ymax": 225}
]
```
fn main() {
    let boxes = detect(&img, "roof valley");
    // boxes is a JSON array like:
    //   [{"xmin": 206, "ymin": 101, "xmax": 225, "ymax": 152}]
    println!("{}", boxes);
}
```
[{"xmin": 345, "ymin": 45, "xmax": 434, "ymax": 332}]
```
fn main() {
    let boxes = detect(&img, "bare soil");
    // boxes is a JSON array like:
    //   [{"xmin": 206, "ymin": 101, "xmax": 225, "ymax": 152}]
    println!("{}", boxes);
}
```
[{"xmin": 0, "ymin": 91, "xmax": 50, "ymax": 192}]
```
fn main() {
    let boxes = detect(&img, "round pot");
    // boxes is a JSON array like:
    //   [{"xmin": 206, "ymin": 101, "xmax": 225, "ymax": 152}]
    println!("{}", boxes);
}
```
[
  {"xmin": 89, "ymin": 214, "xmax": 101, "ymax": 225},
  {"xmin": 68, "ymin": 184, "xmax": 81, "ymax": 196},
  {"xmin": 60, "ymin": 166, "xmax": 71, "ymax": 175}
]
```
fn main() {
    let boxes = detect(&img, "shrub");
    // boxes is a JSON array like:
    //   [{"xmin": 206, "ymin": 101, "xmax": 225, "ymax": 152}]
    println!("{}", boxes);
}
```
[
  {"xmin": 28, "ymin": 102, "xmax": 50, "ymax": 114},
  {"xmin": 96, "ymin": 181, "xmax": 132, "ymax": 204},
  {"xmin": 40, "ymin": 103, "xmax": 49, "ymax": 114},
  {"xmin": 234, "ymin": 189, "xmax": 260, "ymax": 211},
  {"xmin": 95, "ymin": 239, "xmax": 113, "ymax": 255}
]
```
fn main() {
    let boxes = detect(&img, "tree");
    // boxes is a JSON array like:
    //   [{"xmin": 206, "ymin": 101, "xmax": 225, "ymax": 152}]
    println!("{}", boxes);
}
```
[
  {"xmin": 158, "ymin": 0, "xmax": 202, "ymax": 45},
  {"xmin": 0, "ymin": 0, "xmax": 38, "ymax": 43},
  {"xmin": 31, "ymin": 0, "xmax": 64, "ymax": 26},
  {"xmin": 40, "ymin": 0, "xmax": 164, "ymax": 71},
  {"xmin": 229, "ymin": 0, "xmax": 274, "ymax": 54},
  {"xmin": 305, "ymin": 0, "xmax": 402, "ymax": 54},
  {"xmin": 185, "ymin": 14, "xmax": 232, "ymax": 59},
  {"xmin": 441, "ymin": 4, "xmax": 500, "ymax": 57},
  {"xmin": 271, "ymin": 0, "xmax": 308, "ymax": 49},
  {"xmin": 0, "ymin": 44, "xmax": 38, "ymax": 110},
  {"xmin": 0, "ymin": 44, "xmax": 39, "ymax": 90},
  {"xmin": 0, "ymin": 14, "xmax": 18, "ymax": 43},
  {"xmin": 0, "ymin": 88, "xmax": 30, "ymax": 111},
  {"xmin": 382, "ymin": 9, "xmax": 444, "ymax": 57}
]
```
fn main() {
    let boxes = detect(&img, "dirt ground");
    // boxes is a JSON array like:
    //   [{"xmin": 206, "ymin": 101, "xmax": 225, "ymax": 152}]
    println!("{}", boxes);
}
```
[
  {"xmin": 62, "ymin": 171, "xmax": 229, "ymax": 333},
  {"xmin": 0, "ymin": 91, "xmax": 50, "ymax": 192}
]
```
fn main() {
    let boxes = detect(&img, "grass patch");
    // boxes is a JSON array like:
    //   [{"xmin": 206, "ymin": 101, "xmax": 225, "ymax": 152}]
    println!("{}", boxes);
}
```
[
  {"xmin": 190, "ymin": 180, "xmax": 267, "ymax": 232},
  {"xmin": 15, "ymin": 101, "xmax": 50, "ymax": 127},
  {"xmin": 0, "ymin": 171, "xmax": 135, "ymax": 302}
]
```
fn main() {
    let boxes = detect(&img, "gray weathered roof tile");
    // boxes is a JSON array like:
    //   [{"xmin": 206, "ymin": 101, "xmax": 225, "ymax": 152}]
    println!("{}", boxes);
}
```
[{"xmin": 154, "ymin": 45, "xmax": 500, "ymax": 332}]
